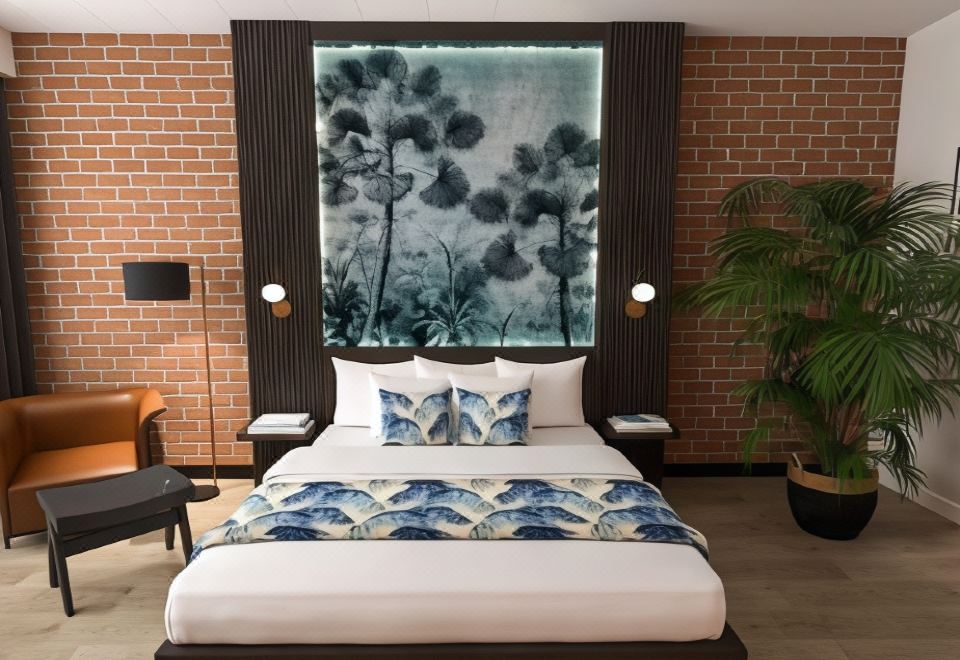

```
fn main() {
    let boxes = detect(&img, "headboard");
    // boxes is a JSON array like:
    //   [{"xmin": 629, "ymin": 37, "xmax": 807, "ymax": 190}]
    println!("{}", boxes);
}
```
[{"xmin": 232, "ymin": 20, "xmax": 684, "ymax": 429}]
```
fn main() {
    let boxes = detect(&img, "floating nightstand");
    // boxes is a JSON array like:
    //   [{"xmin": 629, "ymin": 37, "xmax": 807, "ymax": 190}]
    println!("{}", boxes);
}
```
[
  {"xmin": 596, "ymin": 419, "xmax": 677, "ymax": 489},
  {"xmin": 240, "ymin": 420, "xmax": 317, "ymax": 486}
]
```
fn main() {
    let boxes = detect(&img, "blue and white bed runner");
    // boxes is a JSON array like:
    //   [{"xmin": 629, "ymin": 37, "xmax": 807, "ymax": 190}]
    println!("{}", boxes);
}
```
[{"xmin": 192, "ymin": 477, "xmax": 707, "ymax": 561}]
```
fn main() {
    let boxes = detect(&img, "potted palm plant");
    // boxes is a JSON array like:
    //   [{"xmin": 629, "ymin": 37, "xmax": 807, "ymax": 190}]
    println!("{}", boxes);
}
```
[{"xmin": 679, "ymin": 179, "xmax": 960, "ymax": 539}]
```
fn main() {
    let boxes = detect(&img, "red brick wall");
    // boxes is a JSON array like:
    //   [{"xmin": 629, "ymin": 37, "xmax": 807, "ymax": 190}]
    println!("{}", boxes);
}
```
[
  {"xmin": 667, "ymin": 36, "xmax": 905, "ymax": 464},
  {"xmin": 6, "ymin": 33, "xmax": 249, "ymax": 467},
  {"xmin": 7, "ymin": 33, "xmax": 906, "ymax": 466}
]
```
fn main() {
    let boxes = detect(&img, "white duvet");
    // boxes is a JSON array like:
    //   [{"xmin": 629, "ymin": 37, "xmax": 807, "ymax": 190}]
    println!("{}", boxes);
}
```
[{"xmin": 165, "ymin": 438, "xmax": 726, "ymax": 645}]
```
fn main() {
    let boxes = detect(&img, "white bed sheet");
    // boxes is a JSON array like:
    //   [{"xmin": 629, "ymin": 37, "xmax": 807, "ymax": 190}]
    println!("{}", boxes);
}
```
[
  {"xmin": 312, "ymin": 423, "xmax": 606, "ymax": 448},
  {"xmin": 165, "ymin": 445, "xmax": 726, "ymax": 645}
]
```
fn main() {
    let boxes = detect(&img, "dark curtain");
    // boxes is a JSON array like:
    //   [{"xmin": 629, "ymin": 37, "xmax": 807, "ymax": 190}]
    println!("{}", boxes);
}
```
[
  {"xmin": 591, "ymin": 22, "xmax": 685, "ymax": 417},
  {"xmin": 231, "ymin": 21, "xmax": 323, "ymax": 419},
  {"xmin": 0, "ymin": 78, "xmax": 36, "ymax": 401}
]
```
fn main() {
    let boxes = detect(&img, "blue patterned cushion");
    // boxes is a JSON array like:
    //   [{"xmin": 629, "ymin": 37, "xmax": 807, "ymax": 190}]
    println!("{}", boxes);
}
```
[
  {"xmin": 455, "ymin": 388, "xmax": 531, "ymax": 446},
  {"xmin": 379, "ymin": 388, "xmax": 453, "ymax": 445}
]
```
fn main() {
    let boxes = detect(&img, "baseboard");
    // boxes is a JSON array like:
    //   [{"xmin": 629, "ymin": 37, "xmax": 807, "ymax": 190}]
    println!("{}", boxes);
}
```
[
  {"xmin": 664, "ymin": 462, "xmax": 787, "ymax": 477},
  {"xmin": 879, "ymin": 470, "xmax": 960, "ymax": 525},
  {"xmin": 913, "ymin": 488, "xmax": 960, "ymax": 525},
  {"xmin": 168, "ymin": 465, "xmax": 254, "ymax": 480}
]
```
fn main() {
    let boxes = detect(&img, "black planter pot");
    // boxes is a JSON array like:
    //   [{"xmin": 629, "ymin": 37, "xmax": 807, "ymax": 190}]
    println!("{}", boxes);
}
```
[{"xmin": 786, "ymin": 458, "xmax": 878, "ymax": 541}]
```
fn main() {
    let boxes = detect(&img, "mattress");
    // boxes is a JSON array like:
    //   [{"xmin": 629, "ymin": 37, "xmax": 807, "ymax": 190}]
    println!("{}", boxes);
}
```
[
  {"xmin": 313, "ymin": 423, "xmax": 606, "ymax": 448},
  {"xmin": 165, "ymin": 445, "xmax": 725, "ymax": 645}
]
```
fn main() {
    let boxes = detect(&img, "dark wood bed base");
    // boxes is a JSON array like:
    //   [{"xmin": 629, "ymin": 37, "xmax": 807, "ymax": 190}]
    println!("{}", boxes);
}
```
[{"xmin": 155, "ymin": 624, "xmax": 747, "ymax": 659}]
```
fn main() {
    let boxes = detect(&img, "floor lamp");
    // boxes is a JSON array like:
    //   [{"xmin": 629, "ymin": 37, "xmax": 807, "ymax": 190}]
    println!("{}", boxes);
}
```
[{"xmin": 122, "ymin": 261, "xmax": 220, "ymax": 502}]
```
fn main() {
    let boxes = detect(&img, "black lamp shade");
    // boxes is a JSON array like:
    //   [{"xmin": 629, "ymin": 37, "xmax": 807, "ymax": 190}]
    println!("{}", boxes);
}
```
[{"xmin": 122, "ymin": 262, "xmax": 191, "ymax": 301}]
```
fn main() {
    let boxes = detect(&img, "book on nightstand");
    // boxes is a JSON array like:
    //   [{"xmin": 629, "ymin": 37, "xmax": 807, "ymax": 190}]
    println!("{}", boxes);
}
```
[
  {"xmin": 247, "ymin": 413, "xmax": 312, "ymax": 434},
  {"xmin": 608, "ymin": 414, "xmax": 672, "ymax": 432}
]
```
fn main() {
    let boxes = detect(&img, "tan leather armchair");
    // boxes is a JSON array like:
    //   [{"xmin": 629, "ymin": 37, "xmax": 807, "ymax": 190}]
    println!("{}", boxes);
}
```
[{"xmin": 0, "ymin": 388, "xmax": 166, "ymax": 548}]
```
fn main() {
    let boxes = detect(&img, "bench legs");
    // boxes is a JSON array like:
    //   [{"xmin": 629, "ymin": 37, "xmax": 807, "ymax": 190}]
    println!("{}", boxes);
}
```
[
  {"xmin": 45, "ymin": 505, "xmax": 193, "ymax": 616},
  {"xmin": 177, "ymin": 505, "xmax": 193, "ymax": 565},
  {"xmin": 48, "ymin": 538, "xmax": 58, "ymax": 588},
  {"xmin": 164, "ymin": 506, "xmax": 193, "ymax": 564},
  {"xmin": 47, "ymin": 524, "xmax": 74, "ymax": 617}
]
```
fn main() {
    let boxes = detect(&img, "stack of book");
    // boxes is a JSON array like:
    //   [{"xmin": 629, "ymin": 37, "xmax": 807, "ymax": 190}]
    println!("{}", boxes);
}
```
[
  {"xmin": 247, "ymin": 413, "xmax": 312, "ymax": 434},
  {"xmin": 608, "ymin": 414, "xmax": 672, "ymax": 432}
]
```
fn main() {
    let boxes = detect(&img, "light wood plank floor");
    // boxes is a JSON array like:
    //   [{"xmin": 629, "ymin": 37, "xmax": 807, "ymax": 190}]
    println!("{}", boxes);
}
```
[
  {"xmin": 1, "ymin": 477, "xmax": 958, "ymax": 659},
  {"xmin": 666, "ymin": 478, "xmax": 960, "ymax": 660}
]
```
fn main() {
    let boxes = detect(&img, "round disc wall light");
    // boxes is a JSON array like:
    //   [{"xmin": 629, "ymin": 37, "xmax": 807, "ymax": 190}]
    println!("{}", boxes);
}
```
[
  {"xmin": 261, "ymin": 283, "xmax": 292, "ymax": 318},
  {"xmin": 625, "ymin": 281, "xmax": 656, "ymax": 319}
]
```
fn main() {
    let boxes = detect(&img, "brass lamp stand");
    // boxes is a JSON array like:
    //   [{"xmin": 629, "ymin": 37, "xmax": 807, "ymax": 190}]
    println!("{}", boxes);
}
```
[{"xmin": 122, "ymin": 261, "xmax": 220, "ymax": 501}]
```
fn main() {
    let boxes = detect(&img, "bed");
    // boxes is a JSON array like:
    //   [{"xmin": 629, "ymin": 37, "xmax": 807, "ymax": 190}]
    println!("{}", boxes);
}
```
[{"xmin": 156, "ymin": 424, "xmax": 746, "ymax": 659}]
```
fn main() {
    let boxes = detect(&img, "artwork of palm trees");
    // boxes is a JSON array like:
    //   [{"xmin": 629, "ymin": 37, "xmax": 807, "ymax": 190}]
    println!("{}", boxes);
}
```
[{"xmin": 316, "ymin": 42, "xmax": 602, "ymax": 347}]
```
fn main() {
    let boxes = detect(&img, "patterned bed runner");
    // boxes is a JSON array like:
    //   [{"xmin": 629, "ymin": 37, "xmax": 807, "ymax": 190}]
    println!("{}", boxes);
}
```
[{"xmin": 192, "ymin": 477, "xmax": 707, "ymax": 560}]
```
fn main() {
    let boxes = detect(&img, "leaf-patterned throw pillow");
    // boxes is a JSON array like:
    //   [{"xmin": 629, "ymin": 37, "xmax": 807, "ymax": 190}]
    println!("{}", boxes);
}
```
[
  {"xmin": 379, "ymin": 388, "xmax": 453, "ymax": 445},
  {"xmin": 455, "ymin": 388, "xmax": 531, "ymax": 446}
]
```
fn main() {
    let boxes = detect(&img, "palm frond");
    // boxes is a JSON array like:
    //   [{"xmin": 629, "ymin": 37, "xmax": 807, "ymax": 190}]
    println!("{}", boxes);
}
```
[
  {"xmin": 679, "ymin": 178, "xmax": 960, "ymax": 493},
  {"xmin": 839, "ymin": 184, "xmax": 959, "ymax": 266},
  {"xmin": 676, "ymin": 260, "xmax": 815, "ymax": 319},
  {"xmin": 712, "ymin": 226, "xmax": 813, "ymax": 269},
  {"xmin": 718, "ymin": 177, "xmax": 794, "ymax": 223},
  {"xmin": 828, "ymin": 245, "xmax": 909, "ymax": 309},
  {"xmin": 867, "ymin": 415, "xmax": 925, "ymax": 498},
  {"xmin": 740, "ymin": 424, "xmax": 772, "ymax": 471}
]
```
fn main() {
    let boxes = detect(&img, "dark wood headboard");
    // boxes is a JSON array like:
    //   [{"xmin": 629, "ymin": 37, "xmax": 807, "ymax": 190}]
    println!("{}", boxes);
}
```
[{"xmin": 232, "ymin": 20, "xmax": 683, "ymax": 428}]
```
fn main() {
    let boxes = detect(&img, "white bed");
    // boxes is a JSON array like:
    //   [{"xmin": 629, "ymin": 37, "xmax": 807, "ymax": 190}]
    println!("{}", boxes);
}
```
[{"xmin": 165, "ymin": 429, "xmax": 726, "ymax": 645}]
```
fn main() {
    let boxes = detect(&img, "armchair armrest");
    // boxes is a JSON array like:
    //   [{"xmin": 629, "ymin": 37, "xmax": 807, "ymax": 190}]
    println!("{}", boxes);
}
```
[
  {"xmin": 0, "ymin": 402, "xmax": 26, "ymax": 546},
  {"xmin": 134, "ymin": 389, "xmax": 167, "ymax": 468}
]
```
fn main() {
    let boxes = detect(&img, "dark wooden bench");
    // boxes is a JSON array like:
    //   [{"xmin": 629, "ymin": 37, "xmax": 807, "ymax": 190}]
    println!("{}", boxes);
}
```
[{"xmin": 36, "ymin": 465, "xmax": 195, "ymax": 616}]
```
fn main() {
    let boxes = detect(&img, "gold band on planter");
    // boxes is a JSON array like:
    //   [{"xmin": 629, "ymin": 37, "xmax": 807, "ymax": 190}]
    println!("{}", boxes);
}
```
[{"xmin": 787, "ymin": 453, "xmax": 879, "ymax": 495}]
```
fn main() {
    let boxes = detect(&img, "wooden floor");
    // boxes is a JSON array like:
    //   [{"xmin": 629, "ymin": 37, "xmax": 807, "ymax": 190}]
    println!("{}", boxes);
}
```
[
  {"xmin": 667, "ymin": 478, "xmax": 960, "ymax": 660},
  {"xmin": 1, "ymin": 476, "xmax": 958, "ymax": 659}
]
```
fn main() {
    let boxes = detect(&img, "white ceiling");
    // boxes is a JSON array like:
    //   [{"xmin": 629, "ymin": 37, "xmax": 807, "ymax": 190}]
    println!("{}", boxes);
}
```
[{"xmin": 0, "ymin": 0, "xmax": 957, "ymax": 37}]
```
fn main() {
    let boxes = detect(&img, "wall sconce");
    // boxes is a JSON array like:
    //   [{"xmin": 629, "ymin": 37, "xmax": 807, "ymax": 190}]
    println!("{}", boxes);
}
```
[
  {"xmin": 625, "ymin": 276, "xmax": 656, "ymax": 319},
  {"xmin": 261, "ymin": 283, "xmax": 291, "ymax": 318}
]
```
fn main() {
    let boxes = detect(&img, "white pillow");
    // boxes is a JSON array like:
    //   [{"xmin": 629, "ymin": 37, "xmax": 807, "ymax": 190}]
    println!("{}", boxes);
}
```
[
  {"xmin": 331, "ymin": 357, "xmax": 416, "ymax": 426},
  {"xmin": 369, "ymin": 374, "xmax": 451, "ymax": 440},
  {"xmin": 449, "ymin": 372, "xmax": 533, "ymax": 435},
  {"xmin": 449, "ymin": 373, "xmax": 533, "ymax": 393},
  {"xmin": 495, "ymin": 356, "xmax": 586, "ymax": 427},
  {"xmin": 414, "ymin": 355, "xmax": 497, "ymax": 377}
]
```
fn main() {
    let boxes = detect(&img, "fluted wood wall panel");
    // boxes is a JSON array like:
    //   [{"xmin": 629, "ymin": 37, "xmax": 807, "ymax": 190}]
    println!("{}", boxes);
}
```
[
  {"xmin": 232, "ymin": 21, "xmax": 682, "ymax": 425},
  {"xmin": 592, "ymin": 22, "xmax": 684, "ymax": 418},
  {"xmin": 232, "ymin": 21, "xmax": 323, "ymax": 419}
]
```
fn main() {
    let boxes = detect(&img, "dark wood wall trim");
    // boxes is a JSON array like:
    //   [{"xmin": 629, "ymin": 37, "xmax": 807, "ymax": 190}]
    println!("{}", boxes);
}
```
[
  {"xmin": 593, "ymin": 22, "xmax": 684, "ymax": 418},
  {"xmin": 170, "ymin": 464, "xmax": 255, "ymax": 480},
  {"xmin": 232, "ymin": 20, "xmax": 324, "ymax": 419},
  {"xmin": 232, "ymin": 21, "xmax": 684, "ymax": 423},
  {"xmin": 309, "ymin": 21, "xmax": 608, "ymax": 41},
  {"xmin": 665, "ymin": 463, "xmax": 789, "ymax": 478}
]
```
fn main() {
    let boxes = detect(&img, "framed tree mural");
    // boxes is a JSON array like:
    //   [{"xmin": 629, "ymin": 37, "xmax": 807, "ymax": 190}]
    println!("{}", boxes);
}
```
[{"xmin": 315, "ymin": 40, "xmax": 603, "ymax": 347}]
